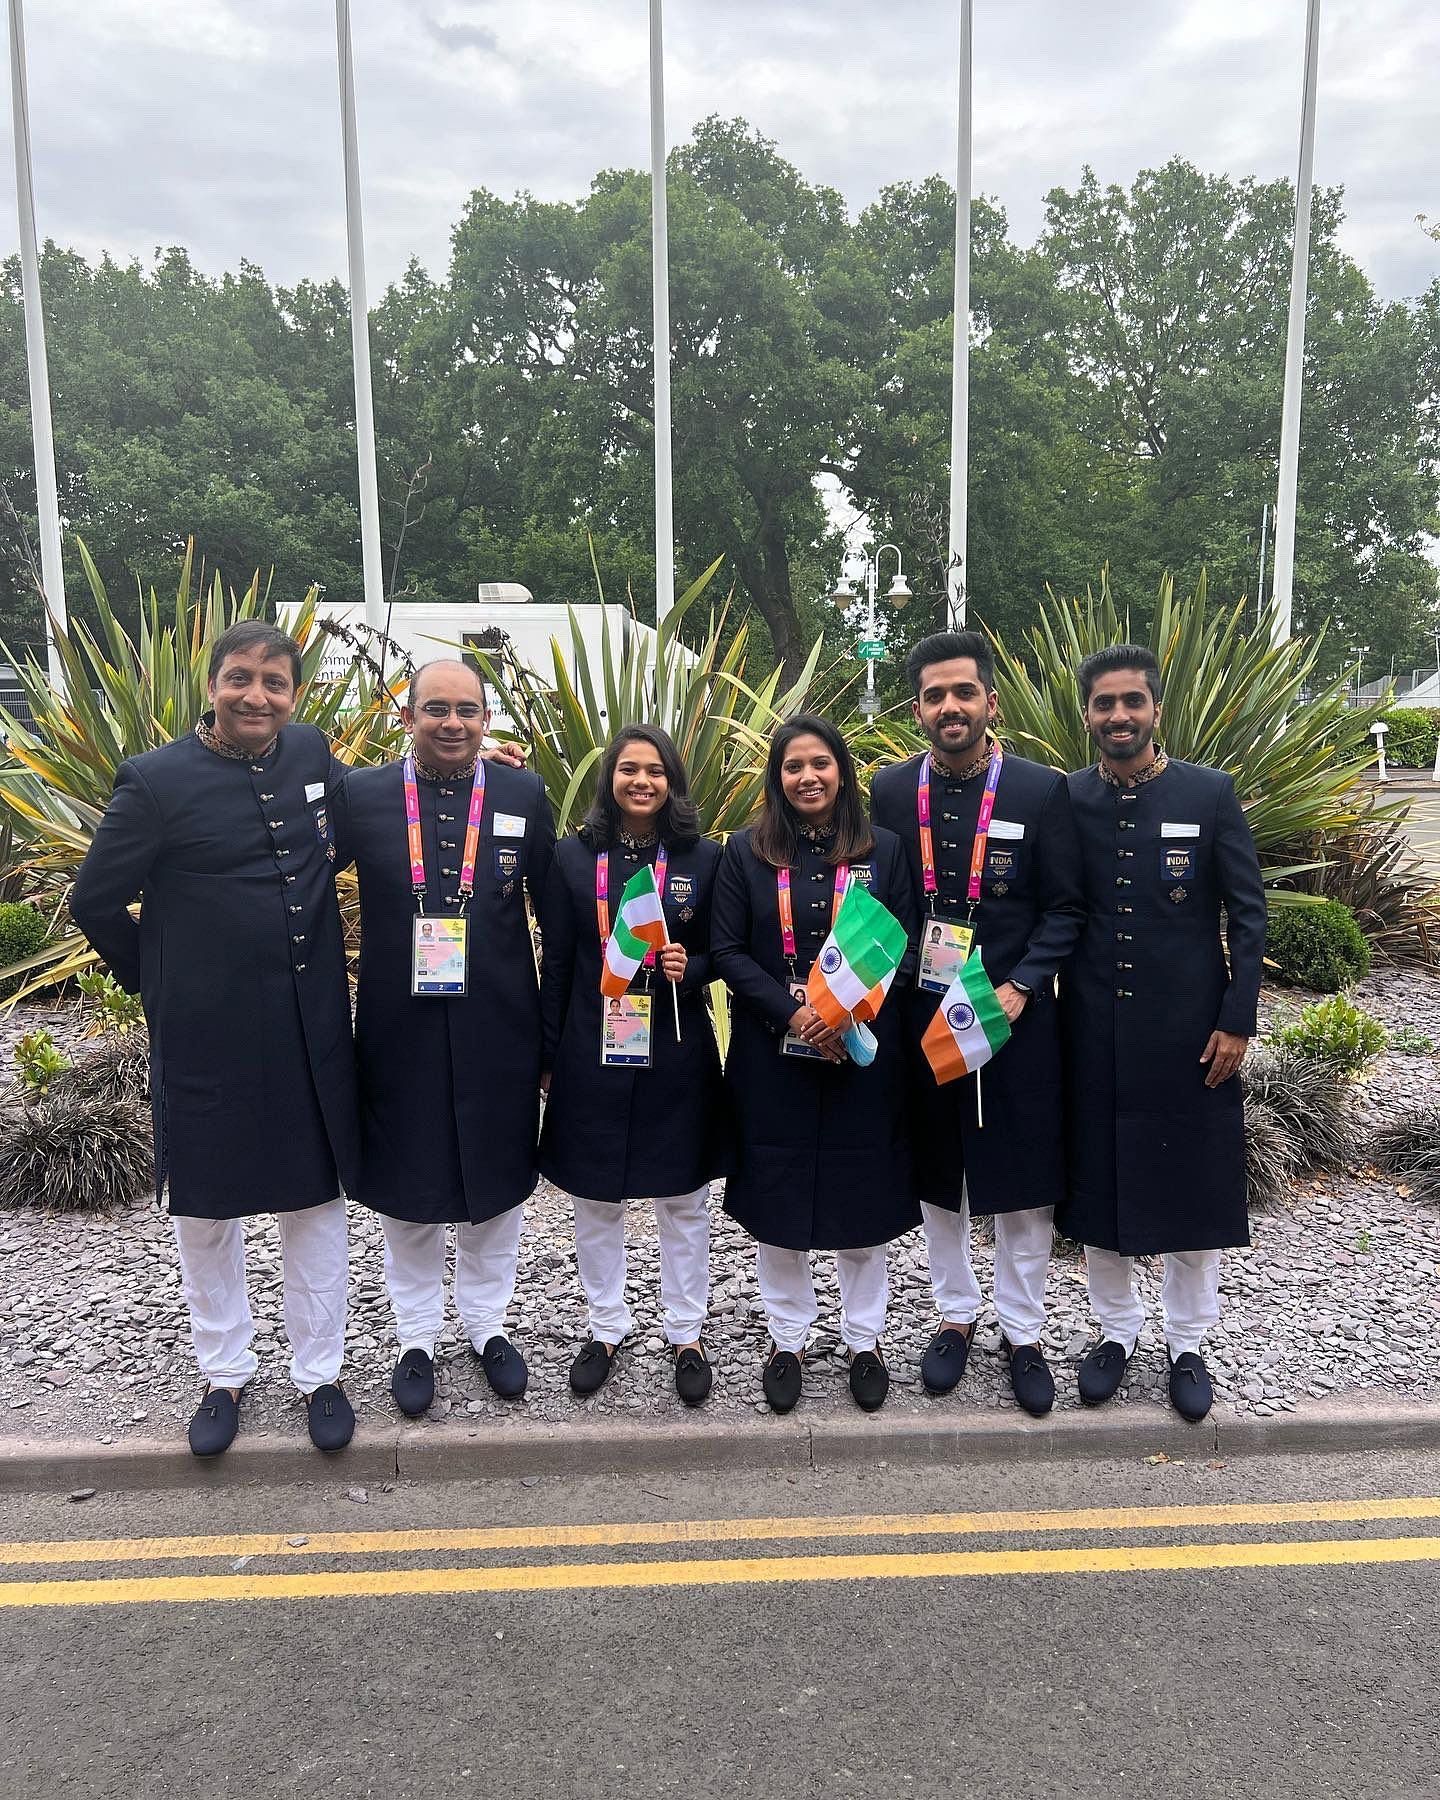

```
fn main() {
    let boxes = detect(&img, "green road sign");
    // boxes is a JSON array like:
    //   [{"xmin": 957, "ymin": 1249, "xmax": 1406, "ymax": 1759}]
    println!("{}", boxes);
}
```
[{"xmin": 855, "ymin": 639, "xmax": 887, "ymax": 661}]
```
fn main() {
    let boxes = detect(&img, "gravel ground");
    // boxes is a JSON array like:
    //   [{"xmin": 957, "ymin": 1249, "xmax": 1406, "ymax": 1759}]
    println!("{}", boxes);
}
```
[{"xmin": 0, "ymin": 968, "xmax": 1436, "ymax": 1447}]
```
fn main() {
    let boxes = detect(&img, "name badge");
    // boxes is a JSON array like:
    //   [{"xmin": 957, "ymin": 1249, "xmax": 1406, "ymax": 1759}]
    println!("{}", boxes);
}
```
[
  {"xmin": 412, "ymin": 915, "xmax": 468, "ymax": 996},
  {"xmin": 781, "ymin": 978, "xmax": 828, "ymax": 1060},
  {"xmin": 917, "ymin": 916, "xmax": 975, "ymax": 994},
  {"xmin": 1161, "ymin": 822, "xmax": 1201, "ymax": 839},
  {"xmin": 601, "ymin": 993, "xmax": 652, "ymax": 1067},
  {"xmin": 305, "ymin": 782, "xmax": 326, "ymax": 803},
  {"xmin": 989, "ymin": 818, "xmax": 1025, "ymax": 840},
  {"xmin": 494, "ymin": 812, "xmax": 527, "ymax": 838}
]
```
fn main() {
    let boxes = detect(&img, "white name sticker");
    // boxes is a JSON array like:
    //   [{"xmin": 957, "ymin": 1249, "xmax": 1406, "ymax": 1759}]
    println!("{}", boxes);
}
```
[
  {"xmin": 494, "ymin": 812, "xmax": 527, "ymax": 838},
  {"xmin": 989, "ymin": 818, "xmax": 1025, "ymax": 841},
  {"xmin": 305, "ymin": 782, "xmax": 326, "ymax": 802},
  {"xmin": 1161, "ymin": 822, "xmax": 1201, "ymax": 839}
]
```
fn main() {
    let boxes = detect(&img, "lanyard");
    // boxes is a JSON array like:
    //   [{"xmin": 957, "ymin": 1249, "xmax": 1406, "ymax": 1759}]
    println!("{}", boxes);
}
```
[
  {"xmin": 597, "ymin": 846, "xmax": 669, "ymax": 965},
  {"xmin": 917, "ymin": 746, "xmax": 1003, "ymax": 911},
  {"xmin": 403, "ymin": 752, "xmax": 485, "ymax": 913},
  {"xmin": 777, "ymin": 863, "xmax": 849, "ymax": 967}
]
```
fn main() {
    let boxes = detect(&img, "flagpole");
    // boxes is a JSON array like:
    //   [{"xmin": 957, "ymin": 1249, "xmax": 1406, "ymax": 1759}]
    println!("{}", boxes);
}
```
[
  {"xmin": 648, "ymin": 0, "xmax": 675, "ymax": 635},
  {"xmin": 1271, "ymin": 0, "xmax": 1321, "ymax": 646},
  {"xmin": 946, "ymin": 0, "xmax": 973, "ymax": 630},
  {"xmin": 335, "ymin": 0, "xmax": 385, "ymax": 633},
  {"xmin": 660, "ymin": 924, "xmax": 682, "ymax": 1043},
  {"xmin": 8, "ymin": 0, "xmax": 67, "ymax": 693}
]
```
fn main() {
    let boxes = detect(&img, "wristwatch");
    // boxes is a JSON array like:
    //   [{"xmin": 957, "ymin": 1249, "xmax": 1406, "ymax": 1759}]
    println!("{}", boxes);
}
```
[{"xmin": 1010, "ymin": 979, "xmax": 1033, "ymax": 997}]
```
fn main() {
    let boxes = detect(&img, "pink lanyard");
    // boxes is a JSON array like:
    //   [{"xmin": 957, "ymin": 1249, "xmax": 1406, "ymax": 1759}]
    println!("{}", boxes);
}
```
[
  {"xmin": 597, "ymin": 846, "xmax": 669, "ymax": 966},
  {"xmin": 776, "ymin": 863, "xmax": 849, "ymax": 969},
  {"xmin": 918, "ymin": 746, "xmax": 1003, "ymax": 910},
  {"xmin": 403, "ymin": 753, "xmax": 485, "ymax": 912}
]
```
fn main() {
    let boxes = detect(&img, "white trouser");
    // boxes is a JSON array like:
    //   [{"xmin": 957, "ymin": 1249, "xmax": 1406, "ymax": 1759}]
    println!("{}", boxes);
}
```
[
  {"xmin": 572, "ymin": 1189, "xmax": 711, "ymax": 1346},
  {"xmin": 755, "ymin": 1242, "xmax": 889, "ymax": 1355},
  {"xmin": 172, "ymin": 1199, "xmax": 348, "ymax": 1394},
  {"xmin": 921, "ymin": 1196, "xmax": 1054, "ymax": 1342},
  {"xmin": 1084, "ymin": 1246, "xmax": 1223, "ymax": 1357},
  {"xmin": 380, "ymin": 1206, "xmax": 524, "ymax": 1358}
]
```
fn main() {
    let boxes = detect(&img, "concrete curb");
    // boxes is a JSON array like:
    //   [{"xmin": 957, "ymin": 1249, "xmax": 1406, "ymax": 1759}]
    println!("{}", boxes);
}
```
[{"xmin": 2, "ymin": 1394, "xmax": 1438, "ymax": 1494}]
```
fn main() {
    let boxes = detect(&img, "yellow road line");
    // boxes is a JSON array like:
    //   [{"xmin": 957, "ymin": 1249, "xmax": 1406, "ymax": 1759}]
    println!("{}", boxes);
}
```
[
  {"xmin": 2, "ymin": 1535, "xmax": 1439, "ymax": 1608},
  {"xmin": 4, "ymin": 1497, "xmax": 1439, "ymax": 1569}
]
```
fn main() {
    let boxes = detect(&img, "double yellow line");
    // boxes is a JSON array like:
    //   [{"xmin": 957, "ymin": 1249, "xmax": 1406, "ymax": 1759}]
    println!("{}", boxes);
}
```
[{"xmin": 2, "ymin": 1497, "xmax": 1438, "ymax": 1609}]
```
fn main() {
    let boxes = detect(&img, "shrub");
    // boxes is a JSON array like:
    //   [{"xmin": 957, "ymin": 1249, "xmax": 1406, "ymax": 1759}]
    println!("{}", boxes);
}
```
[
  {"xmin": 76, "ymin": 969, "xmax": 145, "ymax": 1037},
  {"xmin": 12, "ymin": 1027, "xmax": 71, "ymax": 1094},
  {"xmin": 1370, "ymin": 1103, "xmax": 1440, "ymax": 1205},
  {"xmin": 1271, "ymin": 993, "xmax": 1388, "ymax": 1074},
  {"xmin": 1244, "ymin": 1095, "xmax": 1303, "ymax": 1209},
  {"xmin": 0, "ymin": 1092, "xmax": 154, "ymax": 1211},
  {"xmin": 1271, "ymin": 799, "xmax": 1438, "ymax": 966},
  {"xmin": 0, "ymin": 901, "xmax": 49, "ymax": 996},
  {"xmin": 1376, "ymin": 707, "xmax": 1440, "ymax": 768},
  {"xmin": 47, "ymin": 1036, "xmax": 149, "ymax": 1106},
  {"xmin": 1265, "ymin": 899, "xmax": 1371, "ymax": 991},
  {"xmin": 1241, "ymin": 1043, "xmax": 1353, "ymax": 1171}
]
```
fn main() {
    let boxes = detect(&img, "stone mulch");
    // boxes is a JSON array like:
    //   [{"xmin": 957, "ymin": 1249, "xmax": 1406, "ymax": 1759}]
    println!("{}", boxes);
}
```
[{"xmin": 0, "ymin": 968, "xmax": 1436, "ymax": 1447}]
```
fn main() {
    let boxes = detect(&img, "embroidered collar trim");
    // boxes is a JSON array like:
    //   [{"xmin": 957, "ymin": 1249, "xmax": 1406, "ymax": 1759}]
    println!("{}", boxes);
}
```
[
  {"xmin": 195, "ymin": 715, "xmax": 276, "ymax": 762},
  {"xmin": 413, "ymin": 754, "xmax": 479, "ymax": 783},
  {"xmin": 617, "ymin": 826, "xmax": 659, "ymax": 851},
  {"xmin": 1099, "ymin": 748, "xmax": 1169, "ymax": 790},
  {"xmin": 932, "ymin": 736, "xmax": 995, "ymax": 785}
]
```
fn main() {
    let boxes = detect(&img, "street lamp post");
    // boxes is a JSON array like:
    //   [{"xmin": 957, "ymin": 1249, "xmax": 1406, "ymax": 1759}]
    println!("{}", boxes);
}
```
[{"xmin": 832, "ymin": 544, "xmax": 911, "ymax": 719}]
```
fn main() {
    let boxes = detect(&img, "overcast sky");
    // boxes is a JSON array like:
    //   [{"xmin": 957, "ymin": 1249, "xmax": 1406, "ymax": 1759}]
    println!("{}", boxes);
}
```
[{"xmin": 2, "ymin": 0, "xmax": 1437, "ymax": 303}]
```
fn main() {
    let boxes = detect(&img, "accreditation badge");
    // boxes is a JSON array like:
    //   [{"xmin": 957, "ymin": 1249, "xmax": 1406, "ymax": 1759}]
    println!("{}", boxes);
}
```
[
  {"xmin": 781, "ymin": 978, "xmax": 828, "ymax": 1060},
  {"xmin": 601, "ymin": 993, "xmax": 653, "ymax": 1068},
  {"xmin": 917, "ymin": 915, "xmax": 975, "ymax": 994},
  {"xmin": 411, "ymin": 915, "xmax": 468, "ymax": 996}
]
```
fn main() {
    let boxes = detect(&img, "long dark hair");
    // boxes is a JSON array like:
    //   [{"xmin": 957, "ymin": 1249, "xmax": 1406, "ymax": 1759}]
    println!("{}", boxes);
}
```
[
  {"xmin": 579, "ymin": 723, "xmax": 701, "ymax": 849},
  {"xmin": 750, "ymin": 713, "xmax": 874, "ymax": 869}
]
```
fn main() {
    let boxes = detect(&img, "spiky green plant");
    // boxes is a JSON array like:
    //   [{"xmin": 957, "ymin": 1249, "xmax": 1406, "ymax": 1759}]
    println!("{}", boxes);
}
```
[
  {"xmin": 475, "ymin": 558, "xmax": 825, "ymax": 835},
  {"xmin": 1240, "ymin": 1043, "xmax": 1353, "ymax": 1171},
  {"xmin": 989, "ymin": 571, "xmax": 1388, "ymax": 865},
  {"xmin": 0, "ymin": 538, "xmax": 401, "ymax": 998},
  {"xmin": 0, "ymin": 1092, "xmax": 154, "ymax": 1212},
  {"xmin": 1370, "ymin": 1103, "xmax": 1440, "ymax": 1205}
]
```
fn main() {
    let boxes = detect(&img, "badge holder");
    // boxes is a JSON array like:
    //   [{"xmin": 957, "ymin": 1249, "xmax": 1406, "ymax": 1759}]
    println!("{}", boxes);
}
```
[
  {"xmin": 412, "ymin": 913, "xmax": 468, "ymax": 996},
  {"xmin": 916, "ymin": 915, "xmax": 975, "ymax": 994},
  {"xmin": 781, "ymin": 978, "xmax": 828, "ymax": 1060},
  {"xmin": 601, "ymin": 992, "xmax": 654, "ymax": 1067}
]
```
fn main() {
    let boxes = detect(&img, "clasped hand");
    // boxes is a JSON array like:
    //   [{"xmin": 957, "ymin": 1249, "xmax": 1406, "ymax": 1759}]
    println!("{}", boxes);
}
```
[{"xmin": 789, "ymin": 1002, "xmax": 847, "ymax": 1062}]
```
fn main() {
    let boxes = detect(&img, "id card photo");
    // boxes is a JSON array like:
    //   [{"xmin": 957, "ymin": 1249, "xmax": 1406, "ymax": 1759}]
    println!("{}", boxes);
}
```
[{"xmin": 917, "ymin": 917, "xmax": 974, "ymax": 993}]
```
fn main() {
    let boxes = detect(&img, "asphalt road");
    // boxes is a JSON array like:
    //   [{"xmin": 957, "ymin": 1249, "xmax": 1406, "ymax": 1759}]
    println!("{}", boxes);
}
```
[
  {"xmin": 1397, "ymin": 787, "xmax": 1440, "ymax": 872},
  {"xmin": 2, "ymin": 1447, "xmax": 1437, "ymax": 1800}
]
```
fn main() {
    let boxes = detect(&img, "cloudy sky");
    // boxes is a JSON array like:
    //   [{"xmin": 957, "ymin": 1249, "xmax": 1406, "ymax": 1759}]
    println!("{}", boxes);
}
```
[{"xmin": 2, "ymin": 0, "xmax": 1437, "ymax": 302}]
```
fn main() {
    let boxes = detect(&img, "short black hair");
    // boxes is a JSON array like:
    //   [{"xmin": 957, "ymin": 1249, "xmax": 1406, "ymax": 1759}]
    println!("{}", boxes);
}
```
[
  {"xmin": 410, "ymin": 658, "xmax": 488, "ymax": 709},
  {"xmin": 1077, "ymin": 644, "xmax": 1163, "ymax": 706},
  {"xmin": 579, "ymin": 723, "xmax": 701, "ymax": 850},
  {"xmin": 905, "ymin": 630, "xmax": 995, "ymax": 697},
  {"xmin": 209, "ymin": 620, "xmax": 302, "ymax": 691}
]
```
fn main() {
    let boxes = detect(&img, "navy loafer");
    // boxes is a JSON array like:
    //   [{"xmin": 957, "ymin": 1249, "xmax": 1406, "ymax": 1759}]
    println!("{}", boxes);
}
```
[
  {"xmin": 1077, "ymin": 1339, "xmax": 1132, "ymax": 1407},
  {"xmin": 188, "ymin": 1387, "xmax": 240, "ymax": 1458},
  {"xmin": 761, "ymin": 1348, "xmax": 803, "ymax": 1414},
  {"xmin": 674, "ymin": 1345, "xmax": 713, "ymax": 1407},
  {"xmin": 306, "ymin": 1382, "xmax": 355, "ymax": 1453},
  {"xmin": 1168, "ymin": 1350, "xmax": 1214, "ymax": 1422},
  {"xmin": 848, "ymin": 1349, "xmax": 890, "ymax": 1413},
  {"xmin": 1004, "ymin": 1339, "xmax": 1056, "ymax": 1418},
  {"xmin": 569, "ymin": 1339, "xmax": 620, "ymax": 1396},
  {"xmin": 479, "ymin": 1335, "xmax": 528, "ymax": 1400},
  {"xmin": 391, "ymin": 1347, "xmax": 435, "ymax": 1418},
  {"xmin": 920, "ymin": 1324, "xmax": 974, "ymax": 1396}
]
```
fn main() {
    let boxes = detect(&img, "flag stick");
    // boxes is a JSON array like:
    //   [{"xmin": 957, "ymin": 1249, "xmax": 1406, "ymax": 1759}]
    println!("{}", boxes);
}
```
[
  {"xmin": 660, "ymin": 922, "xmax": 682, "ymax": 1042},
  {"xmin": 973, "ymin": 940, "xmax": 985, "ymax": 1127}
]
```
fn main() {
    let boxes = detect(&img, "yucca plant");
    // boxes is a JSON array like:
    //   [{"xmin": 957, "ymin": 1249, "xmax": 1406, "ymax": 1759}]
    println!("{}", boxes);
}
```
[
  {"xmin": 475, "ymin": 557, "xmax": 826, "ymax": 836},
  {"xmin": 0, "ymin": 538, "xmax": 401, "ymax": 997},
  {"xmin": 989, "ymin": 571, "xmax": 1389, "ymax": 866}
]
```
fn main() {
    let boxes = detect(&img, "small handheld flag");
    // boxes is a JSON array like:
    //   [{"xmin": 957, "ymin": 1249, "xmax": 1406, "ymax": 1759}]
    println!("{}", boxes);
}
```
[
  {"xmin": 806, "ymin": 882, "xmax": 908, "ymax": 1031},
  {"xmin": 600, "ymin": 913, "xmax": 651, "ymax": 999},
  {"xmin": 922, "ymin": 954, "xmax": 1011, "ymax": 1085},
  {"xmin": 599, "ymin": 864, "xmax": 682, "ymax": 1040},
  {"xmin": 613, "ymin": 865, "xmax": 667, "ymax": 952}
]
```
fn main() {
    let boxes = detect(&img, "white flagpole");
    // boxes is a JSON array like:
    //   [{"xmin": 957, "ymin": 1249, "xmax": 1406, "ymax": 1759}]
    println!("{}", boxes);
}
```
[
  {"xmin": 946, "ymin": 0, "xmax": 973, "ymax": 630},
  {"xmin": 7, "ymin": 0, "xmax": 67, "ymax": 693},
  {"xmin": 335, "ymin": 0, "xmax": 385, "ymax": 633},
  {"xmin": 1271, "ymin": 0, "xmax": 1321, "ymax": 646},
  {"xmin": 648, "ymin": 0, "xmax": 675, "ymax": 634}
]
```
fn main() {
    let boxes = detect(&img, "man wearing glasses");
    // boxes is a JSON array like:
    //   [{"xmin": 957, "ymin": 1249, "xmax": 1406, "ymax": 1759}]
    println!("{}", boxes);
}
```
[{"xmin": 333, "ymin": 660, "xmax": 555, "ymax": 1417}]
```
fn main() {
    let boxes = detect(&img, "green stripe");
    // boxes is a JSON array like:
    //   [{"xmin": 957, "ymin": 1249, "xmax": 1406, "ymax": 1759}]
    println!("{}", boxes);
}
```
[
  {"xmin": 609, "ymin": 914, "xmax": 649, "ymax": 965},
  {"xmin": 618, "ymin": 865, "xmax": 660, "ymax": 907},
  {"xmin": 831, "ymin": 884, "xmax": 907, "ymax": 988},
  {"xmin": 959, "ymin": 957, "xmax": 1012, "ymax": 1051}
]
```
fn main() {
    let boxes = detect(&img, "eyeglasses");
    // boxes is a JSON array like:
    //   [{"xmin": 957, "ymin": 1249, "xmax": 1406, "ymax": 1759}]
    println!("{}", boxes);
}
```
[{"xmin": 417, "ymin": 701, "xmax": 485, "ymax": 720}]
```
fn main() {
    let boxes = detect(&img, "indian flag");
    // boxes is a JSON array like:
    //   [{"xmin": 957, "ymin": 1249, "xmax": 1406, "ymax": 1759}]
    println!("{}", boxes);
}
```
[
  {"xmin": 599, "ymin": 866, "xmax": 667, "ymax": 998},
  {"xmin": 805, "ymin": 882, "xmax": 908, "ymax": 1031},
  {"xmin": 922, "ymin": 955, "xmax": 1011, "ymax": 1085}
]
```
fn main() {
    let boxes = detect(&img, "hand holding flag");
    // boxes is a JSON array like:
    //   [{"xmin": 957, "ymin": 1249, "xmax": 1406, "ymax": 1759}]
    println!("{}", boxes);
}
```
[
  {"xmin": 922, "ymin": 953, "xmax": 1011, "ymax": 1086},
  {"xmin": 805, "ymin": 882, "xmax": 908, "ymax": 1035},
  {"xmin": 598, "ymin": 863, "xmax": 682, "ymax": 1042}
]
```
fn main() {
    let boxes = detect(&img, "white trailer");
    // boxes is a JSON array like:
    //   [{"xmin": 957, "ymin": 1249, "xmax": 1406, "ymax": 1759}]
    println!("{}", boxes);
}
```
[{"xmin": 279, "ymin": 585, "xmax": 672, "ymax": 735}]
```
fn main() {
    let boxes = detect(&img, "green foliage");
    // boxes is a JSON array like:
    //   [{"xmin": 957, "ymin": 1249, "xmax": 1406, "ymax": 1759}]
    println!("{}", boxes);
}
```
[
  {"xmin": 476, "ymin": 560, "xmax": 825, "ymax": 836},
  {"xmin": 1241, "ymin": 1044, "xmax": 1353, "ymax": 1171},
  {"xmin": 12, "ymin": 1027, "xmax": 71, "ymax": 1094},
  {"xmin": 1376, "ymin": 708, "xmax": 1440, "ymax": 767},
  {"xmin": 0, "ymin": 539, "xmax": 400, "ymax": 996},
  {"xmin": 47, "ymin": 1035, "xmax": 149, "ymax": 1105},
  {"xmin": 1370, "ymin": 1103, "xmax": 1440, "ymax": 1205},
  {"xmin": 76, "ymin": 969, "xmax": 145, "ymax": 1037},
  {"xmin": 0, "ymin": 1091, "xmax": 154, "ymax": 1212},
  {"xmin": 1387, "ymin": 1025, "xmax": 1436, "ymax": 1055},
  {"xmin": 1271, "ymin": 994, "xmax": 1388, "ymax": 1074},
  {"xmin": 1265, "ymin": 899, "xmax": 1371, "ymax": 992},
  {"xmin": 1243, "ymin": 1095, "xmax": 1302, "ymax": 1210},
  {"xmin": 0, "ymin": 900, "xmax": 49, "ymax": 996},
  {"xmin": 1275, "ymin": 804, "xmax": 1439, "ymax": 965},
  {"xmin": 989, "ymin": 571, "xmax": 1384, "ymax": 864}
]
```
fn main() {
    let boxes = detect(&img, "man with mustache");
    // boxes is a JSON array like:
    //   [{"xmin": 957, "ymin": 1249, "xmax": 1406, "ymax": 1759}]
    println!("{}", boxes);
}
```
[
  {"xmin": 1061, "ymin": 645, "xmax": 1265, "ymax": 1421},
  {"xmin": 871, "ymin": 630, "xmax": 1084, "ymax": 1416},
  {"xmin": 71, "ymin": 622, "xmax": 362, "ymax": 1457}
]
